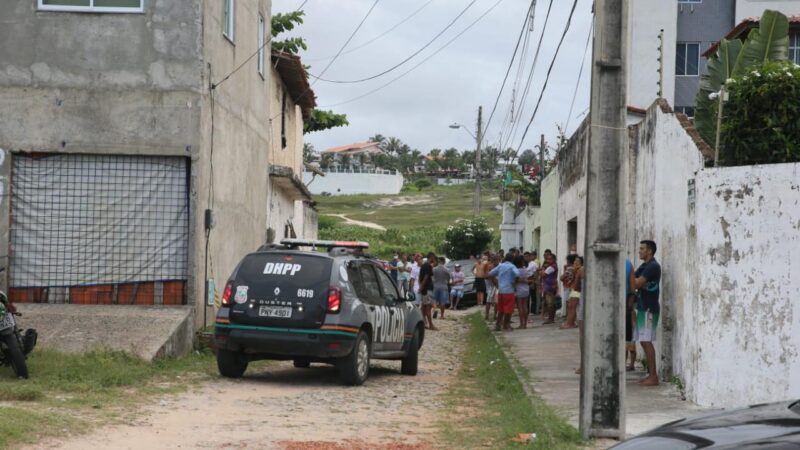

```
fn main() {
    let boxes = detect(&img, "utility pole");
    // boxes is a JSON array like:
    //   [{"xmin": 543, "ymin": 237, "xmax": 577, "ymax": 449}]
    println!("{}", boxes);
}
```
[
  {"xmin": 581, "ymin": 0, "xmax": 627, "ymax": 441},
  {"xmin": 713, "ymin": 86, "xmax": 726, "ymax": 166},
  {"xmin": 474, "ymin": 106, "xmax": 483, "ymax": 216}
]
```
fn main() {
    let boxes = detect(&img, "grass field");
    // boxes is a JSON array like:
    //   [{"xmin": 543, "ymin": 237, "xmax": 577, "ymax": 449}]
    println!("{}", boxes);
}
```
[
  {"xmin": 439, "ymin": 314, "xmax": 583, "ymax": 449},
  {"xmin": 315, "ymin": 182, "xmax": 504, "ymax": 230}
]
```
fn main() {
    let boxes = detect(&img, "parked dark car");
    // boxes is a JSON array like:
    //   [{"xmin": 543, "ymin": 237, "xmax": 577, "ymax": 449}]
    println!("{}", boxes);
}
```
[
  {"xmin": 214, "ymin": 239, "xmax": 425, "ymax": 386},
  {"xmin": 444, "ymin": 259, "xmax": 477, "ymax": 308},
  {"xmin": 610, "ymin": 400, "xmax": 800, "ymax": 449}
]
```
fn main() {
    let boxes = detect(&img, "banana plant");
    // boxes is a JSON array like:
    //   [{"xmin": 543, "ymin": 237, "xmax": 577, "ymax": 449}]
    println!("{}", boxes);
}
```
[{"xmin": 693, "ymin": 10, "xmax": 789, "ymax": 145}]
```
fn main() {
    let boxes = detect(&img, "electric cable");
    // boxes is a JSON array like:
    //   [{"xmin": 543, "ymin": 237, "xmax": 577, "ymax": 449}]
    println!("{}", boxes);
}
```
[
  {"xmin": 306, "ymin": 0, "xmax": 436, "ymax": 63},
  {"xmin": 318, "ymin": 0, "xmax": 507, "ymax": 108},
  {"xmin": 308, "ymin": 0, "xmax": 478, "ymax": 84},
  {"xmin": 564, "ymin": 20, "xmax": 593, "ymax": 133},
  {"xmin": 514, "ymin": 0, "xmax": 580, "ymax": 154},
  {"xmin": 480, "ymin": 0, "xmax": 536, "ymax": 147},
  {"xmin": 311, "ymin": 0, "xmax": 381, "ymax": 86},
  {"xmin": 297, "ymin": 0, "xmax": 308, "ymax": 10}
]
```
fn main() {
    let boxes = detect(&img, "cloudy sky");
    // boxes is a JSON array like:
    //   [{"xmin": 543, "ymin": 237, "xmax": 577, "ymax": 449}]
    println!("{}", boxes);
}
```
[{"xmin": 274, "ymin": 0, "xmax": 595, "ymax": 155}]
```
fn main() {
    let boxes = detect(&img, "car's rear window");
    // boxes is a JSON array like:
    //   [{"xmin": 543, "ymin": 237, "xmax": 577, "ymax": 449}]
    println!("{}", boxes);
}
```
[{"xmin": 236, "ymin": 253, "xmax": 332, "ymax": 296}]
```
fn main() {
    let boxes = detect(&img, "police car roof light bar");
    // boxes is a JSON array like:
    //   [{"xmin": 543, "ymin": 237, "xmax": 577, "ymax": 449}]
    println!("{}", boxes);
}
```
[{"xmin": 280, "ymin": 239, "xmax": 370, "ymax": 249}]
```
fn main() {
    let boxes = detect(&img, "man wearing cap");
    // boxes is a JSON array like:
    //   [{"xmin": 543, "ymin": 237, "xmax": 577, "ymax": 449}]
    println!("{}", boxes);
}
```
[{"xmin": 450, "ymin": 263, "xmax": 465, "ymax": 311}]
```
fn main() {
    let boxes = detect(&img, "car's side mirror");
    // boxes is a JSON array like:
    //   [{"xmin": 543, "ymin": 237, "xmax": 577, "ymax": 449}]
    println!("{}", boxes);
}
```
[{"xmin": 405, "ymin": 291, "xmax": 416, "ymax": 303}]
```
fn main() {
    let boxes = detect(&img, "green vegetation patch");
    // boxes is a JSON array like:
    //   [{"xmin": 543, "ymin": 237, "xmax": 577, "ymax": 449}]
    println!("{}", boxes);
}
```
[{"xmin": 438, "ymin": 314, "xmax": 583, "ymax": 449}]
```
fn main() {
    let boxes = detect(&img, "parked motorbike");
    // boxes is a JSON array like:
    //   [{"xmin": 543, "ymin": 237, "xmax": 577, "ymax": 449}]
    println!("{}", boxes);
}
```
[{"xmin": 0, "ymin": 268, "xmax": 37, "ymax": 379}]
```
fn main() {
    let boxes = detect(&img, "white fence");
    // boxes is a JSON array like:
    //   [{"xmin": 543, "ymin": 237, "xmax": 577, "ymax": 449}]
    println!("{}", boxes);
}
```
[{"xmin": 302, "ymin": 170, "xmax": 404, "ymax": 195}]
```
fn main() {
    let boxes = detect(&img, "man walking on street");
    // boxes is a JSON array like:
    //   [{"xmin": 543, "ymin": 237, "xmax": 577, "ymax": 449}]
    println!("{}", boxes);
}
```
[
  {"xmin": 419, "ymin": 253, "xmax": 437, "ymax": 330},
  {"xmin": 631, "ymin": 240, "xmax": 662, "ymax": 386},
  {"xmin": 489, "ymin": 254, "xmax": 520, "ymax": 332},
  {"xmin": 432, "ymin": 257, "xmax": 451, "ymax": 319},
  {"xmin": 473, "ymin": 253, "xmax": 490, "ymax": 306}
]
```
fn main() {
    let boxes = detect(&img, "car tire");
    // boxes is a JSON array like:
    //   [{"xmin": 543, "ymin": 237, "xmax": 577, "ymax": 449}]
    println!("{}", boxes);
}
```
[
  {"xmin": 401, "ymin": 329, "xmax": 419, "ymax": 376},
  {"xmin": 293, "ymin": 359, "xmax": 311, "ymax": 368},
  {"xmin": 217, "ymin": 348, "xmax": 248, "ymax": 378},
  {"xmin": 339, "ymin": 331, "xmax": 370, "ymax": 386},
  {"xmin": 2, "ymin": 333, "xmax": 28, "ymax": 379}
]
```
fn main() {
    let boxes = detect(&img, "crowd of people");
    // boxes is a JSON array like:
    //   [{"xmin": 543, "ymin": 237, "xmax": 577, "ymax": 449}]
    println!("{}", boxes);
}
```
[{"xmin": 386, "ymin": 240, "xmax": 661, "ymax": 386}]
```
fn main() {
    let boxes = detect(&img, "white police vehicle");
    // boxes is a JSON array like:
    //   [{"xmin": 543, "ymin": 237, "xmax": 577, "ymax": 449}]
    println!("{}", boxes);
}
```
[{"xmin": 214, "ymin": 239, "xmax": 425, "ymax": 385}]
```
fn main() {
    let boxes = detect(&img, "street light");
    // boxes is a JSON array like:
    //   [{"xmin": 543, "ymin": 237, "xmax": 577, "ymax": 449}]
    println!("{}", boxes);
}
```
[{"xmin": 448, "ymin": 106, "xmax": 483, "ymax": 216}]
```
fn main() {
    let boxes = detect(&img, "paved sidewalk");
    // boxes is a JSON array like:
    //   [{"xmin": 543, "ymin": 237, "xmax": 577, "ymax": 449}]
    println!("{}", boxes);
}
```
[{"xmin": 493, "ymin": 314, "xmax": 710, "ymax": 445}]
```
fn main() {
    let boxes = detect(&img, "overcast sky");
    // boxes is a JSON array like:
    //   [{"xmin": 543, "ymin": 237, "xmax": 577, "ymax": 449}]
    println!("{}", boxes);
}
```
[{"xmin": 274, "ymin": 0, "xmax": 595, "ymax": 155}]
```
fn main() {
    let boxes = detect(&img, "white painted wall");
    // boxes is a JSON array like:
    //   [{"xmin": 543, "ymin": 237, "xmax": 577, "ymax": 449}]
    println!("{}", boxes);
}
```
[
  {"xmin": 629, "ymin": 103, "xmax": 706, "ymax": 384},
  {"xmin": 735, "ymin": 0, "xmax": 800, "ymax": 22},
  {"xmin": 302, "ymin": 171, "xmax": 404, "ymax": 195},
  {"xmin": 689, "ymin": 163, "xmax": 800, "ymax": 407},
  {"xmin": 500, "ymin": 203, "xmax": 525, "ymax": 251},
  {"xmin": 627, "ymin": 0, "xmax": 677, "ymax": 110},
  {"xmin": 524, "ymin": 167, "xmax": 559, "ymax": 256}
]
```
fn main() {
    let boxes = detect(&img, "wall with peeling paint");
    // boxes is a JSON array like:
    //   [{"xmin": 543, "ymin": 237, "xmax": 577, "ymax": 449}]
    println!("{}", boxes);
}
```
[
  {"xmin": 689, "ymin": 163, "xmax": 800, "ymax": 406},
  {"xmin": 629, "ymin": 102, "xmax": 706, "ymax": 387}
]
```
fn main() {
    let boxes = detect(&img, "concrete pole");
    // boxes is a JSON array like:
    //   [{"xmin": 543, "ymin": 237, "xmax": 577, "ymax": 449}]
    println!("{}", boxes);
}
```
[
  {"xmin": 713, "ymin": 86, "xmax": 725, "ymax": 167},
  {"xmin": 538, "ymin": 134, "xmax": 545, "ymax": 186},
  {"xmin": 580, "ymin": 0, "xmax": 628, "ymax": 440},
  {"xmin": 474, "ymin": 106, "xmax": 483, "ymax": 216}
]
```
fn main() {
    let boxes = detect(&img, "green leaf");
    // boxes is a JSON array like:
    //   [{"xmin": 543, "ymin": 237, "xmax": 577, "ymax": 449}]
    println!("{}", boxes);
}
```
[{"xmin": 741, "ymin": 9, "xmax": 790, "ymax": 67}]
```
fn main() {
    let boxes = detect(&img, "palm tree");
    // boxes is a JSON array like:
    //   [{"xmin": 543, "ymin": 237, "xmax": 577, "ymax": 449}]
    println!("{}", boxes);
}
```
[
  {"xmin": 368, "ymin": 134, "xmax": 386, "ymax": 151},
  {"xmin": 385, "ymin": 137, "xmax": 403, "ymax": 156}
]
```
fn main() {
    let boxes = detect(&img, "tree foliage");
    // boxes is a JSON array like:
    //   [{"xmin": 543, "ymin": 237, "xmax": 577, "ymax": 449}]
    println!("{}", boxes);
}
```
[
  {"xmin": 271, "ymin": 11, "xmax": 308, "ymax": 54},
  {"xmin": 442, "ymin": 218, "xmax": 494, "ymax": 260},
  {"xmin": 720, "ymin": 61, "xmax": 800, "ymax": 165},
  {"xmin": 695, "ymin": 9, "xmax": 789, "ymax": 144},
  {"xmin": 304, "ymin": 109, "xmax": 349, "ymax": 134}
]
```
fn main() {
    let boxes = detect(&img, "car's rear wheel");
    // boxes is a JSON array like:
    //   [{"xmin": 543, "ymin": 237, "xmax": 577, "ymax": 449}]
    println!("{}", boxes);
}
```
[
  {"xmin": 293, "ymin": 359, "xmax": 311, "ymax": 368},
  {"xmin": 217, "ymin": 348, "xmax": 248, "ymax": 378},
  {"xmin": 339, "ymin": 331, "xmax": 370, "ymax": 386},
  {"xmin": 401, "ymin": 329, "xmax": 419, "ymax": 376}
]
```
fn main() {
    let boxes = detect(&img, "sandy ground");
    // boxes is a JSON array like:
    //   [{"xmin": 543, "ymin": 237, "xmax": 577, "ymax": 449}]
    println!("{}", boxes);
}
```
[
  {"xmin": 25, "ymin": 313, "xmax": 469, "ymax": 450},
  {"xmin": 325, "ymin": 214, "xmax": 386, "ymax": 231},
  {"xmin": 367, "ymin": 195, "xmax": 434, "ymax": 208}
]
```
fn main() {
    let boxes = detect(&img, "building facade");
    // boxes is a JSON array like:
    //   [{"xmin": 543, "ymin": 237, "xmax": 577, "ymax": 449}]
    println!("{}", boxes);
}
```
[{"xmin": 0, "ymin": 0, "xmax": 274, "ymax": 332}]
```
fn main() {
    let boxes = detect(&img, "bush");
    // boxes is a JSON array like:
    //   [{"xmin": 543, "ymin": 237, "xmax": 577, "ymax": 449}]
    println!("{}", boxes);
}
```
[
  {"xmin": 317, "ymin": 215, "xmax": 337, "ymax": 231},
  {"xmin": 319, "ymin": 224, "xmax": 446, "ymax": 259},
  {"xmin": 414, "ymin": 178, "xmax": 433, "ymax": 191},
  {"xmin": 442, "ymin": 218, "xmax": 494, "ymax": 260},
  {"xmin": 720, "ymin": 61, "xmax": 800, "ymax": 166}
]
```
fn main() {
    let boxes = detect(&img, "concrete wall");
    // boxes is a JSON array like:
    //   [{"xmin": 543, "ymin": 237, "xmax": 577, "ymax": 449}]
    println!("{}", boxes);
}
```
[
  {"xmin": 302, "ymin": 171, "xmax": 404, "ymax": 195},
  {"xmin": 197, "ymin": 0, "xmax": 272, "ymax": 328},
  {"xmin": 735, "ymin": 0, "xmax": 800, "ymax": 22},
  {"xmin": 500, "ymin": 203, "xmax": 525, "ymax": 251},
  {"xmin": 688, "ymin": 163, "xmax": 800, "ymax": 407},
  {"xmin": 556, "ymin": 120, "xmax": 589, "ymax": 267},
  {"xmin": 525, "ymin": 167, "xmax": 559, "ymax": 256},
  {"xmin": 627, "ymin": 0, "xmax": 677, "ymax": 110},
  {"xmin": 269, "ymin": 66, "xmax": 303, "ymax": 174},
  {"xmin": 628, "ymin": 102, "xmax": 706, "ymax": 382}
]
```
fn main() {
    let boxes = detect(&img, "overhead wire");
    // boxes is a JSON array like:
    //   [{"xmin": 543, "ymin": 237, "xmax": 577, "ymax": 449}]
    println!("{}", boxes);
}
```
[
  {"xmin": 305, "ymin": 0, "xmax": 437, "ymax": 63},
  {"xmin": 502, "ymin": 0, "xmax": 554, "ymax": 151},
  {"xmin": 308, "ymin": 0, "xmax": 479, "ymax": 84},
  {"xmin": 564, "ymin": 20, "xmax": 593, "ymax": 134},
  {"xmin": 514, "ymin": 0, "xmax": 580, "ymax": 154},
  {"xmin": 310, "ymin": 0, "xmax": 381, "ymax": 87},
  {"xmin": 480, "ymin": 0, "xmax": 536, "ymax": 149},
  {"xmin": 319, "ymin": 0, "xmax": 508, "ymax": 108}
]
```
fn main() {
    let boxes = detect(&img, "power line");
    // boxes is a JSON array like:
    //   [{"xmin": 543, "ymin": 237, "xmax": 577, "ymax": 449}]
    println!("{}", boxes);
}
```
[
  {"xmin": 502, "ymin": 0, "xmax": 554, "ymax": 151},
  {"xmin": 309, "ymin": 0, "xmax": 479, "ymax": 84},
  {"xmin": 311, "ymin": 0, "xmax": 381, "ymax": 87},
  {"xmin": 514, "ymin": 0, "xmax": 580, "ymax": 154},
  {"xmin": 297, "ymin": 0, "xmax": 308, "ymax": 9},
  {"xmin": 564, "ymin": 21, "xmax": 593, "ymax": 133},
  {"xmin": 319, "ymin": 0, "xmax": 507, "ymax": 108},
  {"xmin": 211, "ymin": 36, "xmax": 273, "ymax": 90},
  {"xmin": 481, "ymin": 0, "xmax": 536, "ymax": 147},
  {"xmin": 305, "ymin": 0, "xmax": 437, "ymax": 63}
]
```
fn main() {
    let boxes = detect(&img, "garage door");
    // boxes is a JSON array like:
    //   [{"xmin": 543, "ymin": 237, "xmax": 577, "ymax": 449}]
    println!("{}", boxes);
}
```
[{"xmin": 8, "ymin": 154, "xmax": 189, "ymax": 304}]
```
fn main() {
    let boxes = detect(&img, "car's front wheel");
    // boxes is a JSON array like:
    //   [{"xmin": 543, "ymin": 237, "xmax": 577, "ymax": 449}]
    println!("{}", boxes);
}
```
[
  {"xmin": 217, "ymin": 348, "xmax": 248, "ymax": 378},
  {"xmin": 338, "ymin": 331, "xmax": 370, "ymax": 386}
]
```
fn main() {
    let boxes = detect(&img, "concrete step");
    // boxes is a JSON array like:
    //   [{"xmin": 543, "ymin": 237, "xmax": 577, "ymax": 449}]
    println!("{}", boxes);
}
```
[{"xmin": 14, "ymin": 304, "xmax": 195, "ymax": 361}]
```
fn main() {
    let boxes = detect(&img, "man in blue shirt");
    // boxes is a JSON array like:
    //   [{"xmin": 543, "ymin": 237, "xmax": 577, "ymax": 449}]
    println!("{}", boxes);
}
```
[
  {"xmin": 630, "ymin": 240, "xmax": 662, "ymax": 386},
  {"xmin": 488, "ymin": 254, "xmax": 520, "ymax": 332}
]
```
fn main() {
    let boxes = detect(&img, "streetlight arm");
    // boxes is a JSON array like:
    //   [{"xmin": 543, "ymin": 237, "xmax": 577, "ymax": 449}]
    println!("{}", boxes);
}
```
[{"xmin": 448, "ymin": 123, "xmax": 476, "ymax": 140}]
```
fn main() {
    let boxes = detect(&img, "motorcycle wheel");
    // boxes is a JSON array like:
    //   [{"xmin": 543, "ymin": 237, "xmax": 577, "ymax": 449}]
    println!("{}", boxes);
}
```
[{"xmin": 2, "ymin": 333, "xmax": 28, "ymax": 379}]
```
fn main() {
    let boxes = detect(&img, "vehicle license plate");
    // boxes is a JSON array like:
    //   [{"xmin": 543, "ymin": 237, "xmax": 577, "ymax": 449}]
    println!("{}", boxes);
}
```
[{"xmin": 258, "ymin": 306, "xmax": 292, "ymax": 318}]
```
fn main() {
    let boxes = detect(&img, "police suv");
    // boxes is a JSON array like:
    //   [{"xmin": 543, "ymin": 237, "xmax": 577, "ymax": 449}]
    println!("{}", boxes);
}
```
[{"xmin": 214, "ymin": 239, "xmax": 425, "ymax": 385}]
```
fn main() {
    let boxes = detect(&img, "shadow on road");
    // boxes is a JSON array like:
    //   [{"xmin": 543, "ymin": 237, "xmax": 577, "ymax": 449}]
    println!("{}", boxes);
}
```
[{"xmin": 232, "ymin": 363, "xmax": 403, "ymax": 387}]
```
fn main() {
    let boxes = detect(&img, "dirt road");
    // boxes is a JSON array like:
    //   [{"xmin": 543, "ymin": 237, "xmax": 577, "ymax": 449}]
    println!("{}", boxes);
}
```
[
  {"xmin": 325, "ymin": 214, "xmax": 386, "ymax": 231},
  {"xmin": 26, "ymin": 313, "xmax": 470, "ymax": 450}
]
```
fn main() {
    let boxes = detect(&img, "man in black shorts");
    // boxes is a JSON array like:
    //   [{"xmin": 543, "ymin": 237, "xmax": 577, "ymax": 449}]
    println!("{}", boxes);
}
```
[{"xmin": 473, "ymin": 253, "xmax": 489, "ymax": 305}]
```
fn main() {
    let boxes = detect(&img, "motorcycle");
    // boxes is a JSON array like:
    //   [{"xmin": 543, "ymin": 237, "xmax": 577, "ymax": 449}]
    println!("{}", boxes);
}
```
[{"xmin": 0, "ymin": 268, "xmax": 37, "ymax": 379}]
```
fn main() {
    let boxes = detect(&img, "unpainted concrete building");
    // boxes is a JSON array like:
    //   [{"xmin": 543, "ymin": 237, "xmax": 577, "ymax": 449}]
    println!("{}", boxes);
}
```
[{"xmin": 0, "ymin": 0, "xmax": 276, "ymax": 356}]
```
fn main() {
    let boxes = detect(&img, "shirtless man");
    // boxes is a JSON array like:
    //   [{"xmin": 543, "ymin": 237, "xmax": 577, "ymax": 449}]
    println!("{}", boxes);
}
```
[{"xmin": 473, "ymin": 253, "xmax": 490, "ymax": 306}]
